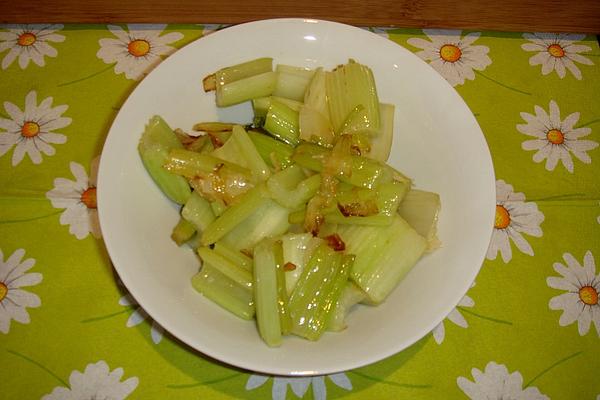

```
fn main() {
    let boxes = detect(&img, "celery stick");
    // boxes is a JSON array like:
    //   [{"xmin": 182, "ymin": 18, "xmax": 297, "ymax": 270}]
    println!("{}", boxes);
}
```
[
  {"xmin": 398, "ymin": 189, "xmax": 442, "ymax": 251},
  {"xmin": 291, "ymin": 142, "xmax": 329, "ymax": 171},
  {"xmin": 288, "ymin": 209, "xmax": 305, "ymax": 225},
  {"xmin": 327, "ymin": 282, "xmax": 366, "ymax": 332},
  {"xmin": 377, "ymin": 180, "xmax": 410, "ymax": 215},
  {"xmin": 288, "ymin": 244, "xmax": 349, "ymax": 340},
  {"xmin": 210, "ymin": 199, "xmax": 227, "ymax": 217},
  {"xmin": 211, "ymin": 125, "xmax": 270, "ymax": 181},
  {"xmin": 165, "ymin": 148, "xmax": 243, "ymax": 177},
  {"xmin": 327, "ymin": 60, "xmax": 380, "ymax": 133},
  {"xmin": 253, "ymin": 239, "xmax": 282, "ymax": 347},
  {"xmin": 298, "ymin": 106, "xmax": 335, "ymax": 146},
  {"xmin": 267, "ymin": 165, "xmax": 321, "ymax": 209},
  {"xmin": 191, "ymin": 264, "xmax": 254, "ymax": 320},
  {"xmin": 182, "ymin": 191, "xmax": 216, "ymax": 231},
  {"xmin": 171, "ymin": 217, "xmax": 196, "ymax": 246},
  {"xmin": 216, "ymin": 71, "xmax": 277, "ymax": 107},
  {"xmin": 273, "ymin": 241, "xmax": 292, "ymax": 335},
  {"xmin": 138, "ymin": 116, "xmax": 191, "ymax": 204},
  {"xmin": 338, "ymin": 214, "xmax": 427, "ymax": 304},
  {"xmin": 367, "ymin": 103, "xmax": 395, "ymax": 162},
  {"xmin": 264, "ymin": 100, "xmax": 300, "ymax": 146},
  {"xmin": 253, "ymin": 96, "xmax": 303, "ymax": 118},
  {"xmin": 216, "ymin": 57, "xmax": 273, "ymax": 86},
  {"xmin": 281, "ymin": 233, "xmax": 322, "ymax": 294},
  {"xmin": 213, "ymin": 241, "xmax": 253, "ymax": 272},
  {"xmin": 201, "ymin": 186, "xmax": 267, "ymax": 246},
  {"xmin": 324, "ymin": 211, "xmax": 392, "ymax": 226},
  {"xmin": 248, "ymin": 130, "xmax": 294, "ymax": 169},
  {"xmin": 304, "ymin": 68, "xmax": 329, "ymax": 118},
  {"xmin": 221, "ymin": 198, "xmax": 290, "ymax": 251},
  {"xmin": 192, "ymin": 122, "xmax": 235, "ymax": 132},
  {"xmin": 197, "ymin": 246, "xmax": 253, "ymax": 289},
  {"xmin": 273, "ymin": 66, "xmax": 314, "ymax": 101}
]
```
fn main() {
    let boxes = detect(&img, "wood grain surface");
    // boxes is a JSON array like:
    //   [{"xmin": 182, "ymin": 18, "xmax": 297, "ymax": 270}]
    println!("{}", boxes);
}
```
[{"xmin": 1, "ymin": 0, "xmax": 599, "ymax": 33}]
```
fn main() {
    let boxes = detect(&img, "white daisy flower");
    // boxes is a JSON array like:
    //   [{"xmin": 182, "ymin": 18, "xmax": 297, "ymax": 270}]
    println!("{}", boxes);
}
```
[
  {"xmin": 96, "ymin": 24, "xmax": 184, "ymax": 80},
  {"xmin": 246, "ymin": 372, "xmax": 352, "ymax": 400},
  {"xmin": 46, "ymin": 157, "xmax": 101, "ymax": 240},
  {"xmin": 547, "ymin": 250, "xmax": 600, "ymax": 337},
  {"xmin": 457, "ymin": 361, "xmax": 549, "ymax": 399},
  {"xmin": 432, "ymin": 283, "xmax": 475, "ymax": 344},
  {"xmin": 0, "ymin": 24, "xmax": 65, "ymax": 70},
  {"xmin": 119, "ymin": 291, "xmax": 164, "ymax": 344},
  {"xmin": 517, "ymin": 100, "xmax": 598, "ymax": 173},
  {"xmin": 0, "ymin": 248, "xmax": 42, "ymax": 334},
  {"xmin": 41, "ymin": 360, "xmax": 138, "ymax": 400},
  {"xmin": 0, "ymin": 90, "xmax": 70, "ymax": 166},
  {"xmin": 407, "ymin": 29, "xmax": 491, "ymax": 86},
  {"xmin": 487, "ymin": 180, "xmax": 544, "ymax": 263},
  {"xmin": 521, "ymin": 33, "xmax": 593, "ymax": 80}
]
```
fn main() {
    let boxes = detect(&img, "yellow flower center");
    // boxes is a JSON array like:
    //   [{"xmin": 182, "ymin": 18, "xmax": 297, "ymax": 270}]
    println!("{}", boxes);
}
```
[
  {"xmin": 21, "ymin": 121, "xmax": 40, "ymax": 138},
  {"xmin": 0, "ymin": 282, "xmax": 8, "ymax": 302},
  {"xmin": 439, "ymin": 44, "xmax": 462, "ymax": 63},
  {"xmin": 128, "ymin": 39, "xmax": 150, "ymax": 57},
  {"xmin": 547, "ymin": 44, "xmax": 565, "ymax": 58},
  {"xmin": 17, "ymin": 32, "xmax": 37, "ymax": 47},
  {"xmin": 579, "ymin": 285, "xmax": 598, "ymax": 306},
  {"xmin": 495, "ymin": 205, "xmax": 511, "ymax": 229},
  {"xmin": 547, "ymin": 129, "xmax": 565, "ymax": 145},
  {"xmin": 81, "ymin": 187, "xmax": 97, "ymax": 209}
]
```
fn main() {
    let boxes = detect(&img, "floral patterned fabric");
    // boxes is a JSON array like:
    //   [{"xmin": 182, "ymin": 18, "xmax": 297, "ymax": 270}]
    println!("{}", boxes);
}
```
[{"xmin": 1, "ymin": 23, "xmax": 599, "ymax": 399}]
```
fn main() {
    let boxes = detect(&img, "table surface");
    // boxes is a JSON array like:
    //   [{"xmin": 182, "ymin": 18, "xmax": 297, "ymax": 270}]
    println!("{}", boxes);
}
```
[{"xmin": 1, "ymin": 23, "xmax": 599, "ymax": 400}]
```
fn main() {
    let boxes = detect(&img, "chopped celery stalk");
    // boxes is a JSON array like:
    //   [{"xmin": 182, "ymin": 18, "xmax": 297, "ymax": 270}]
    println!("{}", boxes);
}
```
[
  {"xmin": 327, "ymin": 282, "xmax": 366, "ymax": 332},
  {"xmin": 201, "ymin": 186, "xmax": 267, "ymax": 246},
  {"xmin": 171, "ymin": 217, "xmax": 197, "ymax": 246},
  {"xmin": 267, "ymin": 165, "xmax": 321, "ymax": 209},
  {"xmin": 281, "ymin": 233, "xmax": 322, "ymax": 295},
  {"xmin": 182, "ymin": 192, "xmax": 216, "ymax": 231},
  {"xmin": 216, "ymin": 71, "xmax": 277, "ymax": 107},
  {"xmin": 377, "ymin": 180, "xmax": 410, "ymax": 215},
  {"xmin": 186, "ymin": 135, "xmax": 212, "ymax": 153},
  {"xmin": 339, "ymin": 104, "xmax": 378, "ymax": 136},
  {"xmin": 253, "ymin": 239, "xmax": 283, "ymax": 347},
  {"xmin": 367, "ymin": 103, "xmax": 395, "ymax": 162},
  {"xmin": 324, "ymin": 210, "xmax": 392, "ymax": 226},
  {"xmin": 221, "ymin": 198, "xmax": 290, "ymax": 252},
  {"xmin": 273, "ymin": 241, "xmax": 292, "ymax": 334},
  {"xmin": 214, "ymin": 57, "xmax": 273, "ymax": 86},
  {"xmin": 213, "ymin": 241, "xmax": 253, "ymax": 272},
  {"xmin": 248, "ymin": 130, "xmax": 294, "ymax": 170},
  {"xmin": 212, "ymin": 125, "xmax": 271, "ymax": 181},
  {"xmin": 253, "ymin": 96, "xmax": 303, "ymax": 118},
  {"xmin": 273, "ymin": 67, "xmax": 314, "ymax": 101},
  {"xmin": 304, "ymin": 68, "xmax": 330, "ymax": 118},
  {"xmin": 298, "ymin": 106, "xmax": 335, "ymax": 146},
  {"xmin": 192, "ymin": 122, "xmax": 235, "ymax": 132},
  {"xmin": 164, "ymin": 148, "xmax": 250, "ymax": 178},
  {"xmin": 338, "ymin": 214, "xmax": 427, "ymax": 304},
  {"xmin": 291, "ymin": 142, "xmax": 329, "ymax": 171},
  {"xmin": 191, "ymin": 264, "xmax": 254, "ymax": 320},
  {"xmin": 327, "ymin": 60, "xmax": 380, "ymax": 134},
  {"xmin": 288, "ymin": 209, "xmax": 305, "ymax": 225},
  {"xmin": 288, "ymin": 244, "xmax": 350, "ymax": 340},
  {"xmin": 138, "ymin": 116, "xmax": 191, "ymax": 204},
  {"xmin": 398, "ymin": 189, "xmax": 442, "ymax": 251},
  {"xmin": 210, "ymin": 199, "xmax": 227, "ymax": 217},
  {"xmin": 264, "ymin": 100, "xmax": 300, "ymax": 146},
  {"xmin": 197, "ymin": 246, "xmax": 253, "ymax": 289}
]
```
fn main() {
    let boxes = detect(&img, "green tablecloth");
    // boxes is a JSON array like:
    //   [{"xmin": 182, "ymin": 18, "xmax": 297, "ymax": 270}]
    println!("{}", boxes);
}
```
[{"xmin": 1, "ymin": 23, "xmax": 599, "ymax": 399}]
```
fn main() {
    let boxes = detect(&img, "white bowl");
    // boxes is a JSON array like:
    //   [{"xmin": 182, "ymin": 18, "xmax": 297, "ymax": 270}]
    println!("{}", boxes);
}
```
[{"xmin": 98, "ymin": 18, "xmax": 495, "ymax": 376}]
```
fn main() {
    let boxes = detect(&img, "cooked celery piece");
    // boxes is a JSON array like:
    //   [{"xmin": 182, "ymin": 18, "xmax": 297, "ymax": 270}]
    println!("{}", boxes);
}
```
[
  {"xmin": 281, "ymin": 233, "xmax": 322, "ymax": 294},
  {"xmin": 367, "ymin": 103, "xmax": 395, "ymax": 162},
  {"xmin": 253, "ymin": 96, "xmax": 303, "ymax": 118},
  {"xmin": 192, "ymin": 122, "xmax": 235, "ymax": 132},
  {"xmin": 216, "ymin": 71, "xmax": 277, "ymax": 107},
  {"xmin": 138, "ymin": 116, "xmax": 191, "ymax": 204},
  {"xmin": 326, "ymin": 60, "xmax": 380, "ymax": 134},
  {"xmin": 253, "ymin": 239, "xmax": 283, "ymax": 347},
  {"xmin": 210, "ymin": 199, "xmax": 227, "ymax": 217},
  {"xmin": 267, "ymin": 165, "xmax": 321, "ymax": 210},
  {"xmin": 247, "ymin": 130, "xmax": 294, "ymax": 169},
  {"xmin": 198, "ymin": 246, "xmax": 253, "ymax": 289},
  {"xmin": 171, "ymin": 217, "xmax": 196, "ymax": 246},
  {"xmin": 164, "ymin": 148, "xmax": 249, "ymax": 178},
  {"xmin": 290, "ymin": 142, "xmax": 329, "ymax": 171},
  {"xmin": 398, "ymin": 189, "xmax": 442, "ymax": 251},
  {"xmin": 213, "ymin": 241, "xmax": 253, "ymax": 272},
  {"xmin": 304, "ymin": 68, "xmax": 330, "ymax": 118},
  {"xmin": 214, "ymin": 57, "xmax": 273, "ymax": 86},
  {"xmin": 273, "ymin": 65, "xmax": 314, "ymax": 102},
  {"xmin": 338, "ymin": 104, "xmax": 374, "ymax": 136},
  {"xmin": 338, "ymin": 214, "xmax": 427, "ymax": 304},
  {"xmin": 191, "ymin": 264, "xmax": 254, "ymax": 320},
  {"xmin": 288, "ymin": 209, "xmax": 306, "ymax": 225},
  {"xmin": 324, "ymin": 211, "xmax": 392, "ymax": 226},
  {"xmin": 298, "ymin": 106, "xmax": 335, "ymax": 146},
  {"xmin": 186, "ymin": 135, "xmax": 212, "ymax": 153},
  {"xmin": 201, "ymin": 185, "xmax": 267, "ymax": 246},
  {"xmin": 264, "ymin": 100, "xmax": 300, "ymax": 146},
  {"xmin": 182, "ymin": 192, "xmax": 216, "ymax": 232},
  {"xmin": 377, "ymin": 180, "xmax": 410, "ymax": 215},
  {"xmin": 288, "ymin": 244, "xmax": 350, "ymax": 340},
  {"xmin": 273, "ymin": 241, "xmax": 292, "ymax": 334},
  {"xmin": 212, "ymin": 125, "xmax": 270, "ymax": 181},
  {"xmin": 327, "ymin": 282, "xmax": 366, "ymax": 332},
  {"xmin": 221, "ymin": 198, "xmax": 290, "ymax": 251}
]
